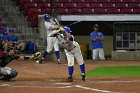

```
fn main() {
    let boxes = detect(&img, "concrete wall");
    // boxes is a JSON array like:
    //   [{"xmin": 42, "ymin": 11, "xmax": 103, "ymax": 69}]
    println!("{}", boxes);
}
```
[
  {"xmin": 112, "ymin": 51, "xmax": 140, "ymax": 60},
  {"xmin": 74, "ymin": 36, "xmax": 113, "ymax": 56}
]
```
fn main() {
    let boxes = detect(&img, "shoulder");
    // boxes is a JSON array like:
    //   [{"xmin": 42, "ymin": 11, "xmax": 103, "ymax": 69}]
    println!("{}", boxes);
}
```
[
  {"xmin": 90, "ymin": 32, "xmax": 96, "ymax": 37},
  {"xmin": 90, "ymin": 32, "xmax": 95, "ymax": 35},
  {"xmin": 98, "ymin": 32, "xmax": 103, "ymax": 35}
]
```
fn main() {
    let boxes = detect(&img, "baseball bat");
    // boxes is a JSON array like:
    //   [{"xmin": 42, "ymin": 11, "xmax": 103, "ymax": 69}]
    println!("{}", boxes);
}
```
[
  {"xmin": 54, "ymin": 18, "xmax": 60, "ymax": 26},
  {"xmin": 65, "ymin": 21, "xmax": 82, "ymax": 27}
]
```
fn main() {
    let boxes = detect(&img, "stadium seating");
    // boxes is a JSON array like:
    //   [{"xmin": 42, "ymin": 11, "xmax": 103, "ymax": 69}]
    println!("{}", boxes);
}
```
[
  {"xmin": 18, "ymin": 0, "xmax": 140, "ymax": 27},
  {"xmin": 59, "ymin": 0, "xmax": 71, "ymax": 3},
  {"xmin": 126, "ymin": 0, "xmax": 137, "ymax": 3},
  {"xmin": 110, "ymin": 0, "xmax": 122, "ymax": 3},
  {"xmin": 81, "ymin": 9, "xmax": 93, "ymax": 14},
  {"xmin": 97, "ymin": 0, "xmax": 110, "ymax": 3},
  {"xmin": 84, "ymin": 0, "xmax": 97, "ymax": 3},
  {"xmin": 70, "ymin": 0, "xmax": 84, "ymax": 3},
  {"xmin": 55, "ymin": 8, "xmax": 68, "ymax": 14},
  {"xmin": 37, "ymin": 3, "xmax": 50, "ymax": 9},
  {"xmin": 133, "ymin": 9, "xmax": 140, "ymax": 14},
  {"xmin": 120, "ymin": 9, "xmax": 133, "ymax": 14},
  {"xmin": 68, "ymin": 8, "xmax": 81, "ymax": 14},
  {"xmin": 102, "ymin": 3, "xmax": 115, "ymax": 8},
  {"xmin": 135, "ymin": 0, "xmax": 140, "ymax": 2},
  {"xmin": 76, "ymin": 3, "xmax": 89, "ymax": 8},
  {"xmin": 128, "ymin": 3, "xmax": 140, "ymax": 8},
  {"xmin": 62, "ymin": 3, "xmax": 76, "ymax": 8},
  {"xmin": 89, "ymin": 3, "xmax": 102, "ymax": 8},
  {"xmin": 107, "ymin": 8, "xmax": 120, "ymax": 14},
  {"xmin": 115, "ymin": 3, "xmax": 128, "ymax": 9},
  {"xmin": 93, "ymin": 8, "xmax": 107, "ymax": 14}
]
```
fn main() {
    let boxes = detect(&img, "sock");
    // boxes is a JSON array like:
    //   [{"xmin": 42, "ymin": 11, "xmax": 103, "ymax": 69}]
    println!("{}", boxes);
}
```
[
  {"xmin": 68, "ymin": 66, "xmax": 74, "ymax": 77},
  {"xmin": 55, "ymin": 51, "xmax": 60, "ymax": 60},
  {"xmin": 80, "ymin": 64, "xmax": 85, "ymax": 75},
  {"xmin": 42, "ymin": 51, "xmax": 48, "ymax": 58}
]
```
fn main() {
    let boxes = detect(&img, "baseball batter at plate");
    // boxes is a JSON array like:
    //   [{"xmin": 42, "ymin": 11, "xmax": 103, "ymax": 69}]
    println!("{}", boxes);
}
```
[
  {"xmin": 36, "ymin": 14, "xmax": 60, "ymax": 64},
  {"xmin": 49, "ymin": 26, "xmax": 86, "ymax": 82}
]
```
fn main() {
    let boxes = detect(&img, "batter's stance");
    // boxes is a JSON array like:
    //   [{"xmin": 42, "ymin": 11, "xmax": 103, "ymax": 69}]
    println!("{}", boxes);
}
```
[
  {"xmin": 49, "ymin": 26, "xmax": 86, "ymax": 82},
  {"xmin": 36, "ymin": 14, "xmax": 60, "ymax": 64}
]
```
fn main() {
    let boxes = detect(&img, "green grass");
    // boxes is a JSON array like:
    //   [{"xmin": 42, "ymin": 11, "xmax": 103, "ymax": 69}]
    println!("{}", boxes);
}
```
[{"xmin": 86, "ymin": 66, "xmax": 140, "ymax": 77}]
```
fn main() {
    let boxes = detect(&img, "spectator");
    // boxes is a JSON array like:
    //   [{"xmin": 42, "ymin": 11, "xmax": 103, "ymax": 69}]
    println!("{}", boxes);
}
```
[
  {"xmin": 3, "ymin": 28, "xmax": 25, "ymax": 53},
  {"xmin": 0, "ymin": 18, "xmax": 3, "ymax": 29},
  {"xmin": 0, "ymin": 26, "xmax": 8, "ymax": 50},
  {"xmin": 90, "ymin": 24, "xmax": 105, "ymax": 60}
]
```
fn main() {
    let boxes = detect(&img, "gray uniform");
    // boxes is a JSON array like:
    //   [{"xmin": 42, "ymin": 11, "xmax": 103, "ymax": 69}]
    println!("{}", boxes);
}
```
[{"xmin": 44, "ymin": 20, "xmax": 60, "ymax": 53}]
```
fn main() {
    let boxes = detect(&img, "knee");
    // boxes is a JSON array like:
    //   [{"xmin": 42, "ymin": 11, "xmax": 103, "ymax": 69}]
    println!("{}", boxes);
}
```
[
  {"xmin": 78, "ymin": 61, "xmax": 84, "ymax": 65},
  {"xmin": 46, "ymin": 49, "xmax": 51, "ymax": 53},
  {"xmin": 68, "ymin": 61, "xmax": 74, "ymax": 67},
  {"xmin": 4, "ymin": 69, "xmax": 18, "ymax": 80}
]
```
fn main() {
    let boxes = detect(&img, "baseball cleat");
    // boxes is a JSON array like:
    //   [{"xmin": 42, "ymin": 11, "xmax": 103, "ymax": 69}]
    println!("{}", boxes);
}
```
[
  {"xmin": 57, "ymin": 59, "xmax": 61, "ymax": 64},
  {"xmin": 67, "ymin": 76, "xmax": 73, "ymax": 82},
  {"xmin": 36, "ymin": 57, "xmax": 44, "ymax": 64},
  {"xmin": 36, "ymin": 60, "xmax": 39, "ymax": 64},
  {"xmin": 36, "ymin": 58, "xmax": 43, "ymax": 64},
  {"xmin": 82, "ymin": 75, "xmax": 86, "ymax": 81}
]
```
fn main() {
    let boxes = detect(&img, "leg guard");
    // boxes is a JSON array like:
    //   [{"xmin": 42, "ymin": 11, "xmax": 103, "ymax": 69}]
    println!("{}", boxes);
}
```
[{"xmin": 0, "ymin": 67, "xmax": 18, "ymax": 81}]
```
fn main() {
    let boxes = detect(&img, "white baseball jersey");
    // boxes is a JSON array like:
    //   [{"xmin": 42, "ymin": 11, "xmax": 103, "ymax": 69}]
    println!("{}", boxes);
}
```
[
  {"xmin": 56, "ymin": 33, "xmax": 84, "ymax": 66},
  {"xmin": 44, "ymin": 20, "xmax": 60, "ymax": 53}
]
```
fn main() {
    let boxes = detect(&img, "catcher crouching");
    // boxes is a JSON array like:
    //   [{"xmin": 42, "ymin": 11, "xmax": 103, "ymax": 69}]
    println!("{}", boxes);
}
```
[{"xmin": 0, "ymin": 50, "xmax": 18, "ymax": 81}]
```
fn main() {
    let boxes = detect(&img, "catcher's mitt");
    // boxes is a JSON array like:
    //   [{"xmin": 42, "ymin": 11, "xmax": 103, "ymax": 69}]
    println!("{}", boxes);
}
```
[{"xmin": 32, "ymin": 52, "xmax": 41, "ymax": 60}]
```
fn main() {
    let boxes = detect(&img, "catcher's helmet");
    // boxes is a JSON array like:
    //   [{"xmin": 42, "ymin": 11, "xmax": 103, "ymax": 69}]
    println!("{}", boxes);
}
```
[
  {"xmin": 32, "ymin": 52, "xmax": 41, "ymax": 60},
  {"xmin": 64, "ymin": 26, "xmax": 72, "ymax": 33},
  {"xmin": 44, "ymin": 14, "xmax": 51, "ymax": 21}
]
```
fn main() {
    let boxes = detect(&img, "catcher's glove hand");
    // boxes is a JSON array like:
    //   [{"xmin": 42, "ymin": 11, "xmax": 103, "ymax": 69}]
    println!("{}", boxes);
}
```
[{"xmin": 32, "ymin": 52, "xmax": 41, "ymax": 60}]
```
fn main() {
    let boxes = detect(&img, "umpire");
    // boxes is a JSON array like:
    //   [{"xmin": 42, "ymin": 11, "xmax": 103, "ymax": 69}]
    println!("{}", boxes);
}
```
[{"xmin": 90, "ymin": 24, "xmax": 105, "ymax": 60}]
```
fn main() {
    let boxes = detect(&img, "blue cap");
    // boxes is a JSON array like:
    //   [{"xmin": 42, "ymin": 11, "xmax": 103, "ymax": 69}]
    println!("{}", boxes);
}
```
[
  {"xmin": 44, "ymin": 14, "xmax": 51, "ymax": 21},
  {"xmin": 64, "ymin": 26, "xmax": 72, "ymax": 33},
  {"xmin": 93, "ymin": 24, "xmax": 99, "ymax": 28},
  {"xmin": 8, "ymin": 29, "xmax": 14, "ymax": 33}
]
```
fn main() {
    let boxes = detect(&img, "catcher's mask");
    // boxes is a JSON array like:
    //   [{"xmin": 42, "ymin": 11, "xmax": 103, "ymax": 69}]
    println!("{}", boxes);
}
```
[{"xmin": 32, "ymin": 52, "xmax": 41, "ymax": 60}]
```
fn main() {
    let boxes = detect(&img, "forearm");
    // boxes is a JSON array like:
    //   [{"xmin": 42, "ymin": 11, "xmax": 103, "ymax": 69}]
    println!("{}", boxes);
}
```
[
  {"xmin": 92, "ymin": 37, "xmax": 104, "ymax": 41},
  {"xmin": 98, "ymin": 37, "xmax": 104, "ymax": 41},
  {"xmin": 50, "ymin": 25, "xmax": 60, "ymax": 30}
]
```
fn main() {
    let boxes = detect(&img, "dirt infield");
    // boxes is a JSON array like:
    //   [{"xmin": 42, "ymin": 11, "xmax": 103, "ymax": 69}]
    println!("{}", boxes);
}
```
[{"xmin": 0, "ymin": 60, "xmax": 140, "ymax": 93}]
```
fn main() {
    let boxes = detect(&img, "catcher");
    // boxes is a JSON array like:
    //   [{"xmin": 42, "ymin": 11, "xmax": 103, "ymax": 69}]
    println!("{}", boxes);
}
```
[{"xmin": 0, "ymin": 47, "xmax": 19, "ymax": 80}]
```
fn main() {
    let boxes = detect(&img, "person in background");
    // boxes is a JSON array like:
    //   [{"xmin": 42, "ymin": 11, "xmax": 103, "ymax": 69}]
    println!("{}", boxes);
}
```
[
  {"xmin": 3, "ymin": 28, "xmax": 25, "ymax": 53},
  {"xmin": 0, "ymin": 22, "xmax": 8, "ymax": 50},
  {"xmin": 90, "ymin": 24, "xmax": 105, "ymax": 60}
]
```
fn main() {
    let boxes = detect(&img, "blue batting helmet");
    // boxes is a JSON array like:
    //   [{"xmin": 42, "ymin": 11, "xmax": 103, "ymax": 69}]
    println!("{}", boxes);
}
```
[
  {"xmin": 64, "ymin": 26, "xmax": 72, "ymax": 33},
  {"xmin": 44, "ymin": 14, "xmax": 51, "ymax": 21},
  {"xmin": 93, "ymin": 24, "xmax": 99, "ymax": 28}
]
